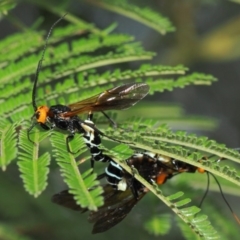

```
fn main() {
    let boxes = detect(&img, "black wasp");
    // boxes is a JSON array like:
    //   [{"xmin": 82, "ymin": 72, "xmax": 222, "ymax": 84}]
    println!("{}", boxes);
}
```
[
  {"xmin": 104, "ymin": 150, "xmax": 204, "ymax": 193},
  {"xmin": 52, "ymin": 151, "xmax": 193, "ymax": 233},
  {"xmin": 27, "ymin": 16, "xmax": 149, "ymax": 168},
  {"xmin": 52, "ymin": 151, "xmax": 240, "ymax": 233}
]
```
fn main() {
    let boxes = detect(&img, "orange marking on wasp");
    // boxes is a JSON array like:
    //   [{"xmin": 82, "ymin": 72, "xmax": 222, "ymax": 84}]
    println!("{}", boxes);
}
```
[
  {"xmin": 36, "ymin": 106, "xmax": 49, "ymax": 124},
  {"xmin": 156, "ymin": 172, "xmax": 168, "ymax": 185}
]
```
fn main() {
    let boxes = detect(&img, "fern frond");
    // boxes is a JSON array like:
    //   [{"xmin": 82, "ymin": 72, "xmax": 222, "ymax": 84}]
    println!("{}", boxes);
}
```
[
  {"xmin": 196, "ymin": 203, "xmax": 240, "ymax": 239},
  {"xmin": 109, "ymin": 125, "xmax": 240, "ymax": 165},
  {"xmin": 103, "ymin": 128, "xmax": 240, "ymax": 188},
  {"xmin": 177, "ymin": 218, "xmax": 218, "ymax": 240},
  {"xmin": 161, "ymin": 175, "xmax": 239, "ymax": 238},
  {"xmin": 51, "ymin": 49, "xmax": 154, "ymax": 81},
  {"xmin": 0, "ymin": 31, "xmax": 118, "ymax": 85},
  {"xmin": 88, "ymin": 0, "xmax": 175, "ymax": 34},
  {"xmin": 71, "ymin": 34, "xmax": 134, "ymax": 54},
  {"xmin": 0, "ymin": 42, "xmax": 154, "ymax": 89},
  {"xmin": 1, "ymin": 92, "xmax": 32, "ymax": 119},
  {"xmin": 9, "ymin": 106, "xmax": 32, "ymax": 125},
  {"xmin": 18, "ymin": 128, "xmax": 50, "ymax": 197},
  {"xmin": 0, "ymin": 31, "xmax": 40, "ymax": 63},
  {"xmin": 34, "ymin": 64, "xmax": 190, "ymax": 106},
  {"xmin": 0, "ymin": 23, "xmax": 95, "ymax": 67},
  {"xmin": 76, "ymin": 64, "xmax": 188, "ymax": 88},
  {"xmin": 0, "ymin": 54, "xmax": 40, "ymax": 86},
  {"xmin": 50, "ymin": 131, "xmax": 103, "ymax": 211},
  {"xmin": 0, "ymin": 120, "xmax": 18, "ymax": 171},
  {"xmin": 141, "ymin": 130, "xmax": 240, "ymax": 164},
  {"xmin": 0, "ymin": 78, "xmax": 31, "ymax": 99},
  {"xmin": 148, "ymin": 72, "xmax": 217, "ymax": 95}
]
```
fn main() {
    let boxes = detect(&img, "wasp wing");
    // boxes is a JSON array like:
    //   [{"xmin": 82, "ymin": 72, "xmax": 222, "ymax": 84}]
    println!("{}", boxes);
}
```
[
  {"xmin": 52, "ymin": 185, "xmax": 145, "ymax": 234},
  {"xmin": 52, "ymin": 190, "xmax": 87, "ymax": 212},
  {"xmin": 64, "ymin": 83, "xmax": 149, "ymax": 117},
  {"xmin": 89, "ymin": 185, "xmax": 145, "ymax": 234}
]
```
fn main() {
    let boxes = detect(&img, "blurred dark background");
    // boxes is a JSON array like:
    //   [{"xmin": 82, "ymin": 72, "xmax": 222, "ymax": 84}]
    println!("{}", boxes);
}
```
[{"xmin": 1, "ymin": 0, "xmax": 240, "ymax": 239}]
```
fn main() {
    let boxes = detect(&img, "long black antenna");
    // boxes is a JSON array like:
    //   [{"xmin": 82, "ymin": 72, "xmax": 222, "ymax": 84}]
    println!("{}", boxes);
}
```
[
  {"xmin": 198, "ymin": 172, "xmax": 210, "ymax": 208},
  {"xmin": 32, "ymin": 14, "xmax": 67, "ymax": 110},
  {"xmin": 209, "ymin": 172, "xmax": 240, "ymax": 225}
]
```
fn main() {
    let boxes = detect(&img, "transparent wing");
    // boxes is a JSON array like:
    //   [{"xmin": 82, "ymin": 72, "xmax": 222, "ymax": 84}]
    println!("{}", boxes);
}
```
[{"xmin": 64, "ymin": 83, "xmax": 149, "ymax": 117}]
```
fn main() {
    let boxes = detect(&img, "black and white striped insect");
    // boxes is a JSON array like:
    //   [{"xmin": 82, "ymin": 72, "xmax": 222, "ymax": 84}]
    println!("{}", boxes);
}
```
[
  {"xmin": 52, "ymin": 152, "xmax": 173, "ymax": 233},
  {"xmin": 53, "ymin": 151, "xmax": 208, "ymax": 232},
  {"xmin": 104, "ymin": 151, "xmax": 188, "ymax": 193},
  {"xmin": 53, "ymin": 151, "xmax": 240, "ymax": 233},
  {"xmin": 27, "ymin": 16, "xmax": 149, "ymax": 169},
  {"xmin": 81, "ymin": 113, "xmax": 115, "ymax": 168}
]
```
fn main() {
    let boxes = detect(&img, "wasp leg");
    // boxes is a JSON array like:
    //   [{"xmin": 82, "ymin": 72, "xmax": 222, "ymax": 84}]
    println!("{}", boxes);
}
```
[
  {"xmin": 27, "ymin": 122, "xmax": 50, "ymax": 144},
  {"xmin": 66, "ymin": 134, "xmax": 80, "ymax": 154},
  {"xmin": 101, "ymin": 111, "xmax": 117, "ymax": 128},
  {"xmin": 91, "ymin": 157, "xmax": 95, "ymax": 169},
  {"xmin": 87, "ymin": 112, "xmax": 93, "ymax": 121},
  {"xmin": 128, "ymin": 165, "xmax": 140, "ymax": 199},
  {"xmin": 40, "ymin": 123, "xmax": 50, "ymax": 130},
  {"xmin": 27, "ymin": 122, "xmax": 37, "ymax": 144}
]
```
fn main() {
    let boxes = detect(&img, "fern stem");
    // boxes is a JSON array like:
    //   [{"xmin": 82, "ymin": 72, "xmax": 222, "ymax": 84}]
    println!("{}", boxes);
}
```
[
  {"xmin": 87, "ymin": 0, "xmax": 175, "ymax": 34},
  {"xmin": 66, "ymin": 151, "xmax": 98, "ymax": 210},
  {"xmin": 0, "ymin": 126, "xmax": 7, "ymax": 171},
  {"xmin": 142, "ymin": 134, "xmax": 240, "ymax": 165},
  {"xmin": 32, "ymin": 131, "xmax": 40, "ymax": 197}
]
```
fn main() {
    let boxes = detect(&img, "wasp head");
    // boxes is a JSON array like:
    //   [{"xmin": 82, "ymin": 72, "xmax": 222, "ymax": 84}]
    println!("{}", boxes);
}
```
[{"xmin": 35, "ymin": 105, "xmax": 50, "ymax": 124}]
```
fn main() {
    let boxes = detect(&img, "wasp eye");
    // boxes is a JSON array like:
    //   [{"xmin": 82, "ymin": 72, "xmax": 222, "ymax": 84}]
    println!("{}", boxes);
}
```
[{"xmin": 35, "ymin": 111, "xmax": 40, "ymax": 120}]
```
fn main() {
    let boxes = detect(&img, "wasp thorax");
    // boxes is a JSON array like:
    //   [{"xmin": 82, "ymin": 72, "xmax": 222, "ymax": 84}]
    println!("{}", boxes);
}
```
[{"xmin": 36, "ymin": 106, "xmax": 49, "ymax": 123}]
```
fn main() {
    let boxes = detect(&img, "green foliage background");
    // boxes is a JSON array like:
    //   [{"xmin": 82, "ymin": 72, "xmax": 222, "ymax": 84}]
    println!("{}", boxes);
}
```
[{"xmin": 0, "ymin": 0, "xmax": 240, "ymax": 239}]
